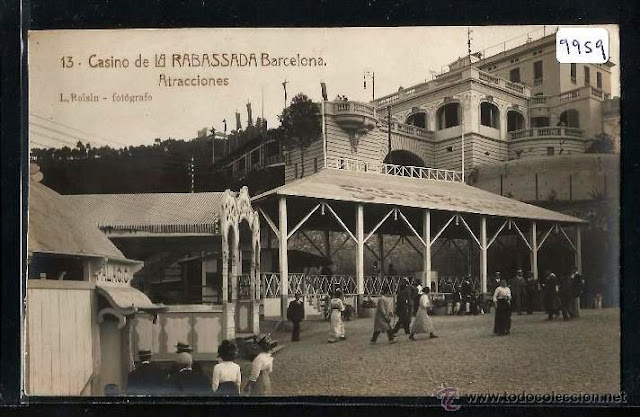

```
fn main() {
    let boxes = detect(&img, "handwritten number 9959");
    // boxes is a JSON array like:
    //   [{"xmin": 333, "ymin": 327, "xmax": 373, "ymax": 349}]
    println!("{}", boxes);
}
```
[{"xmin": 559, "ymin": 39, "xmax": 606, "ymax": 61}]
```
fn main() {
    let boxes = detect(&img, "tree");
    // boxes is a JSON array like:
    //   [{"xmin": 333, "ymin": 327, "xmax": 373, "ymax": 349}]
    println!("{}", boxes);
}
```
[
  {"xmin": 278, "ymin": 93, "xmax": 321, "ymax": 177},
  {"xmin": 586, "ymin": 133, "xmax": 615, "ymax": 154}
]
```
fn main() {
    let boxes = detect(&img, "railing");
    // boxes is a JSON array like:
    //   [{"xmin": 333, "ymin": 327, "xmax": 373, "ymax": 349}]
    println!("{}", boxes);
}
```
[
  {"xmin": 530, "ymin": 96, "xmax": 548, "ymax": 105},
  {"xmin": 559, "ymin": 88, "xmax": 581, "ymax": 101},
  {"xmin": 374, "ymin": 67, "xmax": 529, "ymax": 108},
  {"xmin": 260, "ymin": 272, "xmax": 415, "ymax": 298},
  {"xmin": 261, "ymin": 273, "xmax": 359, "ymax": 298},
  {"xmin": 478, "ymin": 71, "xmax": 499, "ymax": 84},
  {"xmin": 325, "ymin": 156, "xmax": 463, "ymax": 182},
  {"xmin": 333, "ymin": 101, "xmax": 376, "ymax": 117},
  {"xmin": 505, "ymin": 81, "xmax": 525, "ymax": 93},
  {"xmin": 590, "ymin": 87, "xmax": 603, "ymax": 99},
  {"xmin": 363, "ymin": 275, "xmax": 415, "ymax": 296},
  {"xmin": 378, "ymin": 119, "xmax": 432, "ymax": 139},
  {"xmin": 509, "ymin": 127, "xmax": 584, "ymax": 140},
  {"xmin": 261, "ymin": 272, "xmax": 281, "ymax": 297}
]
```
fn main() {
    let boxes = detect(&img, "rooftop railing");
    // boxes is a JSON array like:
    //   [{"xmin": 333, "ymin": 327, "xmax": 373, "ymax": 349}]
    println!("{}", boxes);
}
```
[
  {"xmin": 375, "ymin": 67, "xmax": 529, "ymax": 107},
  {"xmin": 325, "ymin": 156, "xmax": 463, "ymax": 182}
]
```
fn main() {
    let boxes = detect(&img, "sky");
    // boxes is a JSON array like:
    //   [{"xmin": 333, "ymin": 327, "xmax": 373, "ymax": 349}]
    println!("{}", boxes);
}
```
[{"xmin": 28, "ymin": 25, "xmax": 620, "ymax": 150}]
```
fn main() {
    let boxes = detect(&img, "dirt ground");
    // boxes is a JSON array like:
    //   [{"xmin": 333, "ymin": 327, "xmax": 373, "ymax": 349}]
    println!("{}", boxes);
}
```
[{"xmin": 262, "ymin": 308, "xmax": 620, "ymax": 396}]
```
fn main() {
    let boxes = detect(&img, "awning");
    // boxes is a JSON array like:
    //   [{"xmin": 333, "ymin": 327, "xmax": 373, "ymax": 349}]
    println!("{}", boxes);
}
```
[{"xmin": 96, "ymin": 285, "xmax": 166, "ymax": 316}]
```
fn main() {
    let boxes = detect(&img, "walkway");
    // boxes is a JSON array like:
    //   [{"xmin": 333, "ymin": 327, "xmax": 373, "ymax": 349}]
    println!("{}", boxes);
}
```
[{"xmin": 265, "ymin": 309, "xmax": 620, "ymax": 396}]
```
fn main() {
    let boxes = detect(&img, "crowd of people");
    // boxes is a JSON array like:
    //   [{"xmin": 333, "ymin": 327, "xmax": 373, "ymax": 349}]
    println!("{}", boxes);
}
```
[
  {"xmin": 295, "ymin": 269, "xmax": 587, "ymax": 344},
  {"xmin": 306, "ymin": 278, "xmax": 438, "ymax": 344},
  {"xmin": 123, "ymin": 336, "xmax": 275, "ymax": 396},
  {"xmin": 491, "ymin": 269, "xmax": 585, "ymax": 336}
]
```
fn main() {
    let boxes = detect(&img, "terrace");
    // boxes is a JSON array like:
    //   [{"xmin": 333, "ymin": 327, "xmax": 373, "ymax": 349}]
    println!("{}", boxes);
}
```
[{"xmin": 374, "ymin": 67, "xmax": 530, "ymax": 109}]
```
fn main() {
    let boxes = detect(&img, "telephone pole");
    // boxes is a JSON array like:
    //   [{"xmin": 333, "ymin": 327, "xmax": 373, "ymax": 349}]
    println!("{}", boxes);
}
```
[{"xmin": 189, "ymin": 156, "xmax": 195, "ymax": 192}]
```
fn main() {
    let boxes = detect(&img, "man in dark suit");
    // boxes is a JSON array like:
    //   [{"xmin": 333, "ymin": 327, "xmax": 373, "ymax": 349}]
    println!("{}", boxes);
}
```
[
  {"xmin": 126, "ymin": 350, "xmax": 168, "ymax": 395},
  {"xmin": 168, "ymin": 352, "xmax": 213, "ymax": 396},
  {"xmin": 392, "ymin": 279, "xmax": 414, "ymax": 336},
  {"xmin": 510, "ymin": 269, "xmax": 527, "ymax": 315},
  {"xmin": 287, "ymin": 292, "xmax": 305, "ymax": 342}
]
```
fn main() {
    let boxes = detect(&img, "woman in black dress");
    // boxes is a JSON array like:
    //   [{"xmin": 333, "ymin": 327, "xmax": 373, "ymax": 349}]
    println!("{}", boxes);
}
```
[{"xmin": 492, "ymin": 279, "xmax": 512, "ymax": 335}]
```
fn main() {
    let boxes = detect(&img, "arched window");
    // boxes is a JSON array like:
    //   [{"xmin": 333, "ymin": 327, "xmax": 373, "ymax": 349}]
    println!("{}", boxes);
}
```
[
  {"xmin": 406, "ymin": 112, "xmax": 427, "ymax": 128},
  {"xmin": 436, "ymin": 103, "xmax": 460, "ymax": 130},
  {"xmin": 507, "ymin": 110, "xmax": 525, "ymax": 132},
  {"xmin": 559, "ymin": 109, "xmax": 580, "ymax": 128},
  {"xmin": 383, "ymin": 150, "xmax": 425, "ymax": 167},
  {"xmin": 480, "ymin": 102, "xmax": 500, "ymax": 129}
]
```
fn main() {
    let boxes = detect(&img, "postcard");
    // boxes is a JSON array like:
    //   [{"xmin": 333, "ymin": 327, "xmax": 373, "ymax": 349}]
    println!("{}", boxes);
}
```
[{"xmin": 26, "ymin": 25, "xmax": 622, "ymax": 405}]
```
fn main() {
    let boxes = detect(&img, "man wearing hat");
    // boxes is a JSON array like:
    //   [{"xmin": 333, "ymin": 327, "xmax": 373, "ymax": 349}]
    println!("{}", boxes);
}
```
[
  {"xmin": 126, "ymin": 349, "xmax": 167, "ymax": 395},
  {"xmin": 176, "ymin": 342, "xmax": 193, "ymax": 353},
  {"xmin": 174, "ymin": 342, "xmax": 211, "ymax": 386},
  {"xmin": 167, "ymin": 351, "xmax": 212, "ymax": 395},
  {"xmin": 511, "ymin": 269, "xmax": 526, "ymax": 315},
  {"xmin": 391, "ymin": 278, "xmax": 414, "ymax": 337},
  {"xmin": 286, "ymin": 292, "xmax": 305, "ymax": 342}
]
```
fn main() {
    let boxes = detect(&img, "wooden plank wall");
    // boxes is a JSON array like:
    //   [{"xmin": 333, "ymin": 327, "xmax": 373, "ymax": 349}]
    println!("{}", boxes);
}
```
[{"xmin": 26, "ymin": 287, "xmax": 94, "ymax": 396}]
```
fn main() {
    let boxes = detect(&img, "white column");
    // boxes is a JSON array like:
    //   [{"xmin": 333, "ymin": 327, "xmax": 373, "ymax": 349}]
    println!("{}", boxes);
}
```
[
  {"xmin": 279, "ymin": 197, "xmax": 289, "ymax": 321},
  {"xmin": 531, "ymin": 221, "xmax": 538, "ymax": 280},
  {"xmin": 576, "ymin": 225, "xmax": 582, "ymax": 274},
  {"xmin": 480, "ymin": 216, "xmax": 488, "ymax": 293},
  {"xmin": 356, "ymin": 204, "xmax": 365, "ymax": 302},
  {"xmin": 423, "ymin": 209, "xmax": 432, "ymax": 290}
]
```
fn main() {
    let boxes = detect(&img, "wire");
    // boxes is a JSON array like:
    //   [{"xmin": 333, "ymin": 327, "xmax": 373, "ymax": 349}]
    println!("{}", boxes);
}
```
[
  {"xmin": 29, "ymin": 113, "xmax": 130, "ymax": 147},
  {"xmin": 29, "ymin": 130, "xmax": 79, "ymax": 147}
]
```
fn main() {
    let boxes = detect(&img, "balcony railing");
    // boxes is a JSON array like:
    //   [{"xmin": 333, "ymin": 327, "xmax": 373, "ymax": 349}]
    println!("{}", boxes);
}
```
[
  {"xmin": 378, "ymin": 119, "xmax": 432, "ymax": 139},
  {"xmin": 509, "ymin": 127, "xmax": 584, "ymax": 140},
  {"xmin": 333, "ymin": 101, "xmax": 376, "ymax": 117},
  {"xmin": 529, "ymin": 85, "xmax": 610, "ymax": 108},
  {"xmin": 325, "ymin": 156, "xmax": 463, "ymax": 182},
  {"xmin": 375, "ymin": 67, "xmax": 529, "ymax": 108}
]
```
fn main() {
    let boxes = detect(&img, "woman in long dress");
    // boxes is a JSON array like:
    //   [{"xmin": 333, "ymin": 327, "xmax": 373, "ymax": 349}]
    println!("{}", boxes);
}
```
[
  {"xmin": 244, "ymin": 336, "xmax": 274, "ymax": 395},
  {"xmin": 493, "ymin": 279, "xmax": 512, "ymax": 335},
  {"xmin": 328, "ymin": 289, "xmax": 346, "ymax": 343},
  {"xmin": 409, "ymin": 287, "xmax": 438, "ymax": 340}
]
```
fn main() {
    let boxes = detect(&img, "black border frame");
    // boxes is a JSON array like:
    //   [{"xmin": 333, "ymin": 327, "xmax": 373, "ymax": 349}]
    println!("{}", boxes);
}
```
[{"xmin": 3, "ymin": 0, "xmax": 639, "ymax": 414}]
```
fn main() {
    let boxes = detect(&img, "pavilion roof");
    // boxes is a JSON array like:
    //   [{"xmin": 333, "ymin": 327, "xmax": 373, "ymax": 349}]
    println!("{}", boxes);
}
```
[
  {"xmin": 65, "ymin": 192, "xmax": 224, "ymax": 235},
  {"xmin": 252, "ymin": 169, "xmax": 586, "ymax": 224},
  {"xmin": 28, "ymin": 179, "xmax": 130, "ymax": 260}
]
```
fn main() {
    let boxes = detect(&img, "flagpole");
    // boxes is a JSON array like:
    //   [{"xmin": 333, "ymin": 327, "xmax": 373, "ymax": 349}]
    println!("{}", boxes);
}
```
[{"xmin": 322, "ymin": 99, "xmax": 327, "ymax": 168}]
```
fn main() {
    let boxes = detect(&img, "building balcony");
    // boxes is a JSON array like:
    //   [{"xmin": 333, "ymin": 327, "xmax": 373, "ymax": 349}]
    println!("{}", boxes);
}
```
[
  {"xmin": 378, "ymin": 119, "xmax": 433, "ymax": 140},
  {"xmin": 509, "ymin": 127, "xmax": 583, "ymax": 141},
  {"xmin": 331, "ymin": 100, "xmax": 378, "ymax": 133},
  {"xmin": 534, "ymin": 86, "xmax": 610, "ymax": 106},
  {"xmin": 374, "ymin": 67, "xmax": 530, "ymax": 109}
]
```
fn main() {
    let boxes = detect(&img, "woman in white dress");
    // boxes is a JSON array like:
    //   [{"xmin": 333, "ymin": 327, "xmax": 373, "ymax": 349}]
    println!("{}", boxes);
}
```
[
  {"xmin": 409, "ymin": 287, "xmax": 438, "ymax": 340},
  {"xmin": 328, "ymin": 289, "xmax": 346, "ymax": 343},
  {"xmin": 244, "ymin": 336, "xmax": 274, "ymax": 395}
]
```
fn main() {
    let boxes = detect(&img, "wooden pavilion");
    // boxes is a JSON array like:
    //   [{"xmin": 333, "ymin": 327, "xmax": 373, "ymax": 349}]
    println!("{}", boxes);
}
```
[{"xmin": 252, "ymin": 161, "xmax": 586, "ymax": 319}]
